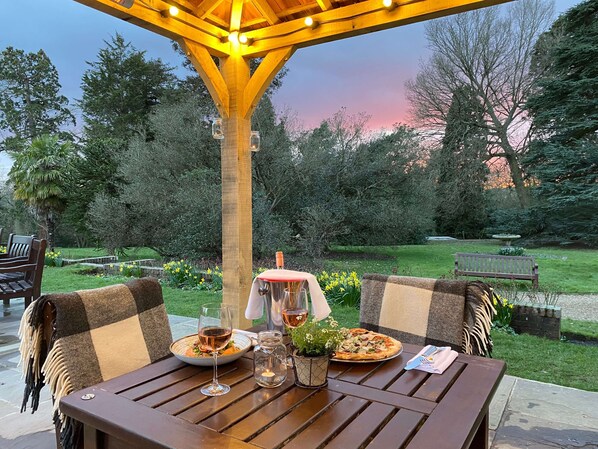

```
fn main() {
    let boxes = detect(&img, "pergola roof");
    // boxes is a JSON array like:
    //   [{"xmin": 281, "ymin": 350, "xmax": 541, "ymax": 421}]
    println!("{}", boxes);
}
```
[{"xmin": 77, "ymin": 0, "xmax": 509, "ymax": 58}]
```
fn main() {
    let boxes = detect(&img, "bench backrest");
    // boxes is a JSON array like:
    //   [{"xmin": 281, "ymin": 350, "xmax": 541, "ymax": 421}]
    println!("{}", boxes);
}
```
[
  {"xmin": 6, "ymin": 234, "xmax": 35, "ymax": 258},
  {"xmin": 455, "ymin": 253, "xmax": 536, "ymax": 275}
]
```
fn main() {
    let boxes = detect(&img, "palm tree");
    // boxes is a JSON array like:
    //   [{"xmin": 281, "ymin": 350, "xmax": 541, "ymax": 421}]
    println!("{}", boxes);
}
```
[{"xmin": 8, "ymin": 134, "xmax": 75, "ymax": 250}]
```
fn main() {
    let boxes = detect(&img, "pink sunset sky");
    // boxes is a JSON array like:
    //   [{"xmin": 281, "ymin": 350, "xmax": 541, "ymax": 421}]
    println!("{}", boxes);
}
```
[{"xmin": 1, "ymin": 0, "xmax": 581, "ymax": 132}]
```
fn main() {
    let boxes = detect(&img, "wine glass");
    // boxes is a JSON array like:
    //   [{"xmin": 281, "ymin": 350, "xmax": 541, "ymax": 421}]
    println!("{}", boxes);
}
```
[
  {"xmin": 281, "ymin": 288, "xmax": 309, "ymax": 366},
  {"xmin": 281, "ymin": 288, "xmax": 309, "ymax": 329},
  {"xmin": 198, "ymin": 303, "xmax": 233, "ymax": 396}
]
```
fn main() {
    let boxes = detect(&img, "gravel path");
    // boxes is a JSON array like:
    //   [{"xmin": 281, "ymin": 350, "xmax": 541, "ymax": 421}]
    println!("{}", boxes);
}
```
[{"xmin": 558, "ymin": 294, "xmax": 598, "ymax": 322}]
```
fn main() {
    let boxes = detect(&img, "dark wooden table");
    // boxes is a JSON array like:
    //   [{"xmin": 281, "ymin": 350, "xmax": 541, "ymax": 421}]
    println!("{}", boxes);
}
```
[{"xmin": 60, "ymin": 342, "xmax": 505, "ymax": 449}]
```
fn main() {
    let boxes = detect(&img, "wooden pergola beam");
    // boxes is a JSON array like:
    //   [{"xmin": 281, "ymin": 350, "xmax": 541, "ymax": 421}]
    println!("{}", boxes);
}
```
[
  {"xmin": 230, "ymin": 0, "xmax": 244, "ymax": 30},
  {"xmin": 194, "ymin": 0, "xmax": 224, "ymax": 18},
  {"xmin": 252, "ymin": 0, "xmax": 282, "ymax": 25},
  {"xmin": 241, "ymin": 0, "xmax": 510, "ymax": 56},
  {"xmin": 243, "ymin": 46, "xmax": 294, "ymax": 118},
  {"xmin": 181, "ymin": 39, "xmax": 230, "ymax": 117},
  {"xmin": 315, "ymin": 0, "xmax": 333, "ymax": 12},
  {"xmin": 75, "ymin": 0, "xmax": 230, "ymax": 56}
]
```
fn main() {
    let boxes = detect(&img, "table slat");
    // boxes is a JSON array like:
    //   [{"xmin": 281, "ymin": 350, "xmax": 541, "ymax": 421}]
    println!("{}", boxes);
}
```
[
  {"xmin": 324, "ymin": 402, "xmax": 395, "ymax": 449},
  {"xmin": 200, "ymin": 377, "xmax": 296, "ymax": 432},
  {"xmin": 177, "ymin": 377, "xmax": 261, "ymax": 423},
  {"xmin": 365, "ymin": 408, "xmax": 424, "ymax": 449},
  {"xmin": 386, "ymin": 370, "xmax": 429, "ymax": 396},
  {"xmin": 413, "ymin": 361, "xmax": 464, "ymax": 402},
  {"xmin": 248, "ymin": 390, "xmax": 342, "ymax": 448},
  {"xmin": 155, "ymin": 368, "xmax": 253, "ymax": 415},
  {"xmin": 282, "ymin": 396, "xmax": 369, "ymax": 449},
  {"xmin": 98, "ymin": 357, "xmax": 187, "ymax": 393},
  {"xmin": 120, "ymin": 365, "xmax": 200, "ymax": 400},
  {"xmin": 223, "ymin": 387, "xmax": 317, "ymax": 441}
]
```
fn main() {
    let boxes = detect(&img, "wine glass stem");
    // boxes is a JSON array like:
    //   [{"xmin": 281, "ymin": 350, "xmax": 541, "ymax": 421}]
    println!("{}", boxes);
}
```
[{"xmin": 212, "ymin": 351, "xmax": 219, "ymax": 386}]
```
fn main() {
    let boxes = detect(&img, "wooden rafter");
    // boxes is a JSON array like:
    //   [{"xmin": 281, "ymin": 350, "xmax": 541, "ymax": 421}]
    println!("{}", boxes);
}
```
[
  {"xmin": 75, "ymin": 0, "xmax": 230, "ymax": 56},
  {"xmin": 194, "ymin": 0, "xmax": 224, "ymax": 17},
  {"xmin": 315, "ymin": 0, "xmax": 333, "ymax": 11},
  {"xmin": 243, "ymin": 46, "xmax": 294, "ymax": 118},
  {"xmin": 230, "ymin": 0, "xmax": 244, "ymax": 30},
  {"xmin": 182, "ymin": 39, "xmax": 230, "ymax": 117},
  {"xmin": 241, "ymin": 0, "xmax": 509, "ymax": 56},
  {"xmin": 252, "ymin": 0, "xmax": 281, "ymax": 25}
]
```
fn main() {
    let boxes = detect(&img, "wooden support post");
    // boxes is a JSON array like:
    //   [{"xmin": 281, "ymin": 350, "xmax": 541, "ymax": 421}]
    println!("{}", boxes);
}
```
[{"xmin": 220, "ymin": 48, "xmax": 253, "ymax": 329}]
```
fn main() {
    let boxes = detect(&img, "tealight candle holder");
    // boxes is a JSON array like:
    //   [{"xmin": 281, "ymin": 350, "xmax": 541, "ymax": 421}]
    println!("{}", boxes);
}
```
[{"xmin": 253, "ymin": 331, "xmax": 287, "ymax": 388}]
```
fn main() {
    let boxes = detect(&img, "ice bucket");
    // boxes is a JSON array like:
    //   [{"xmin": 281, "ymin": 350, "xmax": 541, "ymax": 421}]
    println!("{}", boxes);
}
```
[{"xmin": 257, "ymin": 274, "xmax": 307, "ymax": 333}]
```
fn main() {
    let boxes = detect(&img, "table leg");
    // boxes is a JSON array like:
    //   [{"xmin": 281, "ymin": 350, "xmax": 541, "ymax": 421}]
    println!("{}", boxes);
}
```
[
  {"xmin": 470, "ymin": 412, "xmax": 489, "ymax": 449},
  {"xmin": 84, "ymin": 425, "xmax": 102, "ymax": 449}
]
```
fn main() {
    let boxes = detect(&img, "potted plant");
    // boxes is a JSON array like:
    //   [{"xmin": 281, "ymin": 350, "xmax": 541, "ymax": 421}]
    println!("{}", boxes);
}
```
[{"xmin": 288, "ymin": 316, "xmax": 346, "ymax": 388}]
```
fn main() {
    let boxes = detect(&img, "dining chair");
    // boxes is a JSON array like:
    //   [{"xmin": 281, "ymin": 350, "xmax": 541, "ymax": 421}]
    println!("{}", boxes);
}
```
[
  {"xmin": 359, "ymin": 274, "xmax": 496, "ymax": 357},
  {"xmin": 19, "ymin": 277, "xmax": 173, "ymax": 449}
]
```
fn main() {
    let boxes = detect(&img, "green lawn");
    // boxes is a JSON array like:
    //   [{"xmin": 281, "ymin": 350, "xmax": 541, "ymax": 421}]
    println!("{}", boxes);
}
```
[
  {"xmin": 39, "ymin": 242, "xmax": 598, "ymax": 392},
  {"xmin": 324, "ymin": 242, "xmax": 598, "ymax": 293}
]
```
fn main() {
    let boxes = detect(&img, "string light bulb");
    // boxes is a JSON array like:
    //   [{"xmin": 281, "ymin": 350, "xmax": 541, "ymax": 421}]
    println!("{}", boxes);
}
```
[
  {"xmin": 382, "ymin": 0, "xmax": 397, "ymax": 9},
  {"xmin": 304, "ymin": 16, "xmax": 319, "ymax": 29},
  {"xmin": 169, "ymin": 5, "xmax": 179, "ymax": 16},
  {"xmin": 228, "ymin": 31, "xmax": 240, "ymax": 44},
  {"xmin": 239, "ymin": 33, "xmax": 248, "ymax": 44}
]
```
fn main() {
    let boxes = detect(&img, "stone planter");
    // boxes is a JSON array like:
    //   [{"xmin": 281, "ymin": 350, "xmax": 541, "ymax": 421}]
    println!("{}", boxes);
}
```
[
  {"xmin": 292, "ymin": 351, "xmax": 330, "ymax": 388},
  {"xmin": 510, "ymin": 303, "xmax": 561, "ymax": 340}
]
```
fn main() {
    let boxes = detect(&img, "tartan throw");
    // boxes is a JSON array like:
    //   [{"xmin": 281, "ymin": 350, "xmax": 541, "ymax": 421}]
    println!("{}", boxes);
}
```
[
  {"xmin": 359, "ymin": 274, "xmax": 496, "ymax": 357},
  {"xmin": 19, "ymin": 277, "xmax": 172, "ymax": 449}
]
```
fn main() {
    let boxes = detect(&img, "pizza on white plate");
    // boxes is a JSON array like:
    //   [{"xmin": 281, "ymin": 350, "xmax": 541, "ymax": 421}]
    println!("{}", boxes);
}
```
[{"xmin": 334, "ymin": 328, "xmax": 402, "ymax": 361}]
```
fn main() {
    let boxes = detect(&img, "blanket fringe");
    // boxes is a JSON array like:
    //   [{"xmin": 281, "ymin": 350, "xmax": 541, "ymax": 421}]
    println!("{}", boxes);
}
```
[
  {"xmin": 41, "ymin": 339, "xmax": 74, "ymax": 428},
  {"xmin": 19, "ymin": 303, "xmax": 45, "ymax": 413},
  {"xmin": 462, "ymin": 282, "xmax": 497, "ymax": 357}
]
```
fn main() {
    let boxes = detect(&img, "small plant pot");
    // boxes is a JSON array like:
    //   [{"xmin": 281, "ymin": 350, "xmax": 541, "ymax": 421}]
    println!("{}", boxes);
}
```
[{"xmin": 292, "ymin": 350, "xmax": 330, "ymax": 388}]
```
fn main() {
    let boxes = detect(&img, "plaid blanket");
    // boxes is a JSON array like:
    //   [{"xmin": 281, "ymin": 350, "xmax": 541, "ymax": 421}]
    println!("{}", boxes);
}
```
[
  {"xmin": 360, "ymin": 274, "xmax": 496, "ymax": 357},
  {"xmin": 19, "ymin": 277, "xmax": 172, "ymax": 449}
]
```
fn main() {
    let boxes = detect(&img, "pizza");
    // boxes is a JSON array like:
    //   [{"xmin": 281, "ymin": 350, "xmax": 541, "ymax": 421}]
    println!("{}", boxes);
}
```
[{"xmin": 334, "ymin": 328, "xmax": 402, "ymax": 361}]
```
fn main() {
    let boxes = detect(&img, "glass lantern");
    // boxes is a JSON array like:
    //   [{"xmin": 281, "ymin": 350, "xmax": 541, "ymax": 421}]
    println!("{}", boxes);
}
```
[
  {"xmin": 253, "ymin": 330, "xmax": 287, "ymax": 388},
  {"xmin": 212, "ymin": 119, "xmax": 224, "ymax": 140},
  {"xmin": 250, "ymin": 131, "xmax": 260, "ymax": 151}
]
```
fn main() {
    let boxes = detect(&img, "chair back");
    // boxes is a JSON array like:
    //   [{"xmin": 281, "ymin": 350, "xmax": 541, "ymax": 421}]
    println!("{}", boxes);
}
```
[
  {"xmin": 359, "ymin": 274, "xmax": 495, "ymax": 356},
  {"xmin": 6, "ymin": 234, "xmax": 35, "ymax": 258},
  {"xmin": 25, "ymin": 239, "xmax": 46, "ymax": 299},
  {"xmin": 22, "ymin": 278, "xmax": 172, "ymax": 449}
]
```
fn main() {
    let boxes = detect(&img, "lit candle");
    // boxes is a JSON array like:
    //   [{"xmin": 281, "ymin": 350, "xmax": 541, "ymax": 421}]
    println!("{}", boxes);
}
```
[{"xmin": 262, "ymin": 370, "xmax": 275, "ymax": 378}]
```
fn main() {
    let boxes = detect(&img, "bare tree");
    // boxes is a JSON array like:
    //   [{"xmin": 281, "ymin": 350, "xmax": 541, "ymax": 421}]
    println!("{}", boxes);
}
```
[{"xmin": 406, "ymin": 0, "xmax": 554, "ymax": 208}]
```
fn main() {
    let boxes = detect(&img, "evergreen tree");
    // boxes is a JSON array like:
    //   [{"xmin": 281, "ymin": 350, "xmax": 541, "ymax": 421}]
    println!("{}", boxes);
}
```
[
  {"xmin": 434, "ymin": 85, "xmax": 488, "ymax": 238},
  {"xmin": 0, "ymin": 47, "xmax": 75, "ymax": 152},
  {"xmin": 525, "ymin": 0, "xmax": 598, "ymax": 244},
  {"xmin": 79, "ymin": 34, "xmax": 177, "ymax": 140}
]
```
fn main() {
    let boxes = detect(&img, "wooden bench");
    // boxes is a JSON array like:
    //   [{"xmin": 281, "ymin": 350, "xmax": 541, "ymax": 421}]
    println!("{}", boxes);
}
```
[
  {"xmin": 0, "ymin": 238, "xmax": 47, "ymax": 308},
  {"xmin": 455, "ymin": 252, "xmax": 539, "ymax": 288},
  {"xmin": 0, "ymin": 234, "xmax": 36, "ymax": 283}
]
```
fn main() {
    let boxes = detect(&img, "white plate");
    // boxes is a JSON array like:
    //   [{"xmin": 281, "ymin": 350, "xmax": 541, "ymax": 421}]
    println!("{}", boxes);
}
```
[
  {"xmin": 170, "ymin": 331, "xmax": 252, "ymax": 366},
  {"xmin": 331, "ymin": 346, "xmax": 403, "ymax": 363}
]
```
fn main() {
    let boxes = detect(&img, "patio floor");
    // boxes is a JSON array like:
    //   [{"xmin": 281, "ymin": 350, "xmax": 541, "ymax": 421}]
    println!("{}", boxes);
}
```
[{"xmin": 1, "ymin": 298, "xmax": 597, "ymax": 449}]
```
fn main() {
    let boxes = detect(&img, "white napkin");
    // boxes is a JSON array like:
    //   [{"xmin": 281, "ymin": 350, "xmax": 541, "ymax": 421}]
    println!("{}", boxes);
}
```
[
  {"xmin": 407, "ymin": 345, "xmax": 458, "ymax": 374},
  {"xmin": 245, "ymin": 269, "xmax": 331, "ymax": 321}
]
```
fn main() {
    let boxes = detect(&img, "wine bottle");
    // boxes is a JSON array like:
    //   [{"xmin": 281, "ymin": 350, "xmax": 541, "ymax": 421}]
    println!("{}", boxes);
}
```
[{"xmin": 276, "ymin": 251, "xmax": 284, "ymax": 269}]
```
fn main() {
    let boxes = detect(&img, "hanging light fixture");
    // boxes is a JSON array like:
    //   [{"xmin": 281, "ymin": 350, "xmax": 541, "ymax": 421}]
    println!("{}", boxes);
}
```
[
  {"xmin": 110, "ymin": 0, "xmax": 134, "ymax": 7},
  {"xmin": 212, "ymin": 119, "xmax": 224, "ymax": 140},
  {"xmin": 228, "ymin": 31, "xmax": 240, "ymax": 44},
  {"xmin": 250, "ymin": 131, "xmax": 261, "ymax": 152},
  {"xmin": 168, "ymin": 5, "xmax": 179, "ymax": 16}
]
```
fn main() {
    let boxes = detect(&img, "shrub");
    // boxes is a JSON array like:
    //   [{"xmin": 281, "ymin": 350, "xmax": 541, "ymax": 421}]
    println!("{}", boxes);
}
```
[
  {"xmin": 498, "ymin": 246, "xmax": 525, "ymax": 256},
  {"xmin": 163, "ymin": 260, "xmax": 201, "ymax": 288},
  {"xmin": 492, "ymin": 293, "xmax": 515, "ymax": 331},
  {"xmin": 118, "ymin": 262, "xmax": 143, "ymax": 278},
  {"xmin": 45, "ymin": 250, "xmax": 63, "ymax": 267},
  {"xmin": 317, "ymin": 271, "xmax": 361, "ymax": 308}
]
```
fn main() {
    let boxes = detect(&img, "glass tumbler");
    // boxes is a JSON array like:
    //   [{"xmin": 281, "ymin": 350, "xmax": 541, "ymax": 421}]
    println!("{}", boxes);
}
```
[{"xmin": 253, "ymin": 331, "xmax": 287, "ymax": 388}]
